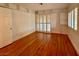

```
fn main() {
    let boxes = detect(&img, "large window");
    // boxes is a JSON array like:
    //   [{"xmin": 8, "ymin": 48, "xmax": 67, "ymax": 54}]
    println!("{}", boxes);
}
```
[
  {"xmin": 36, "ymin": 15, "xmax": 51, "ymax": 32},
  {"xmin": 68, "ymin": 7, "xmax": 78, "ymax": 30}
]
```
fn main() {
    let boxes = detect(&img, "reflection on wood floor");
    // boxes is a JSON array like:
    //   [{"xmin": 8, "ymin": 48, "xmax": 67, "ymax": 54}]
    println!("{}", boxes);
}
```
[{"xmin": 0, "ymin": 32, "xmax": 78, "ymax": 56}]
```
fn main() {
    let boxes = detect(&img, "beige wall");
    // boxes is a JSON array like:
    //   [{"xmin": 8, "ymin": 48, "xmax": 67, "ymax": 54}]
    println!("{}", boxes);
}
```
[
  {"xmin": 51, "ymin": 13, "xmax": 60, "ymax": 33},
  {"xmin": 12, "ymin": 10, "xmax": 35, "ymax": 41},
  {"xmin": 0, "ymin": 4, "xmax": 35, "ymax": 48},
  {"xmin": 60, "ymin": 12, "xmax": 68, "ymax": 25},
  {"xmin": 0, "ymin": 7, "xmax": 13, "ymax": 48}
]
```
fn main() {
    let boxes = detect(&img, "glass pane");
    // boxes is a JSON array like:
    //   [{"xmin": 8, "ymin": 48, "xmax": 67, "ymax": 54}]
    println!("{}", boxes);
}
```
[
  {"xmin": 47, "ymin": 24, "xmax": 51, "ymax": 32},
  {"xmin": 70, "ymin": 12, "xmax": 72, "ymax": 27},
  {"xmin": 43, "ymin": 24, "xmax": 46, "ymax": 32},
  {"xmin": 73, "ymin": 10, "xmax": 75, "ymax": 29},
  {"xmin": 74, "ymin": 8, "xmax": 78, "ymax": 30},
  {"xmin": 71, "ymin": 10, "xmax": 74, "ymax": 28},
  {"xmin": 40, "ymin": 24, "xmax": 43, "ymax": 31}
]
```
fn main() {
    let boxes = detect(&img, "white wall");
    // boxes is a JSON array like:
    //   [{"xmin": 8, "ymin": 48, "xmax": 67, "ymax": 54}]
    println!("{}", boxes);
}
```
[
  {"xmin": 12, "ymin": 10, "xmax": 35, "ymax": 41},
  {"xmin": 60, "ymin": 12, "xmax": 68, "ymax": 25},
  {"xmin": 51, "ymin": 13, "xmax": 60, "ymax": 29},
  {"xmin": 0, "ymin": 6, "xmax": 35, "ymax": 48}
]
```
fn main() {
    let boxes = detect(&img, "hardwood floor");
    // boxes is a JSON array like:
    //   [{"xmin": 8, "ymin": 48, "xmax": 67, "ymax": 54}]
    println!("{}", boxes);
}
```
[{"xmin": 0, "ymin": 32, "xmax": 78, "ymax": 56}]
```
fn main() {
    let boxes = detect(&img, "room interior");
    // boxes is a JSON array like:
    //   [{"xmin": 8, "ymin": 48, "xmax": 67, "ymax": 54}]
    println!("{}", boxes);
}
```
[{"xmin": 0, "ymin": 3, "xmax": 79, "ymax": 56}]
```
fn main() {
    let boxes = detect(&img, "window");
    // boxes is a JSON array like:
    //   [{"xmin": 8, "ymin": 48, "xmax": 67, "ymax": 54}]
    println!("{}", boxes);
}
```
[
  {"xmin": 71, "ymin": 10, "xmax": 74, "ymax": 28},
  {"xmin": 36, "ymin": 15, "xmax": 51, "ymax": 32},
  {"xmin": 74, "ymin": 8, "xmax": 78, "ymax": 30},
  {"xmin": 68, "ymin": 7, "xmax": 78, "ymax": 31}
]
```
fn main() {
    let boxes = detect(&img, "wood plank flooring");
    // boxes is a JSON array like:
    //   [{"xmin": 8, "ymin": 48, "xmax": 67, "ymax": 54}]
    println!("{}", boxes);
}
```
[{"xmin": 0, "ymin": 32, "xmax": 78, "ymax": 56}]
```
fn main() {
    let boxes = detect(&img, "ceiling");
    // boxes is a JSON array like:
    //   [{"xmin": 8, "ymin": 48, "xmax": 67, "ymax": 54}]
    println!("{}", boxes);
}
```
[{"xmin": 19, "ymin": 3, "xmax": 70, "ymax": 11}]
